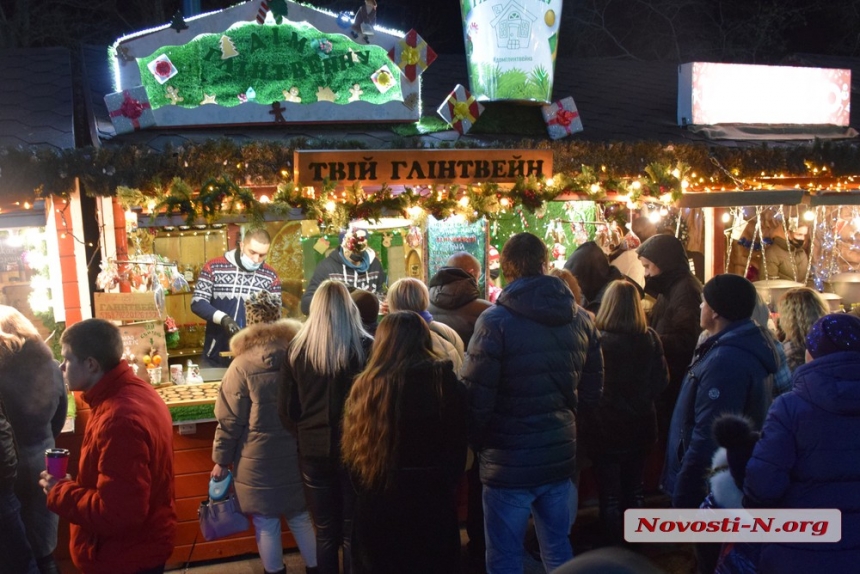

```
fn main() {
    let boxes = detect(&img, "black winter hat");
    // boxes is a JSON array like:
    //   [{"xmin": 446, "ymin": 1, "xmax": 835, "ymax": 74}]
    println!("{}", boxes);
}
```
[
  {"xmin": 713, "ymin": 414, "xmax": 760, "ymax": 489},
  {"xmin": 635, "ymin": 234, "xmax": 688, "ymax": 273},
  {"xmin": 703, "ymin": 273, "xmax": 757, "ymax": 321}
]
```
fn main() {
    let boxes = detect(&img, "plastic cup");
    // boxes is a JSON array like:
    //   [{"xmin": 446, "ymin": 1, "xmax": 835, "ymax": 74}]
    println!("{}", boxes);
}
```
[{"xmin": 45, "ymin": 448, "xmax": 70, "ymax": 477}]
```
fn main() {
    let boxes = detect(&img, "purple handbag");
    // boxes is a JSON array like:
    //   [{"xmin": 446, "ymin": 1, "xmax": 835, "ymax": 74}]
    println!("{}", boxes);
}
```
[{"xmin": 198, "ymin": 472, "xmax": 249, "ymax": 541}]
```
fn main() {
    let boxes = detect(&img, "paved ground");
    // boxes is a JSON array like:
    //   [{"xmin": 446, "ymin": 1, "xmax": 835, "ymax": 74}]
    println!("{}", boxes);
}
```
[{"xmin": 169, "ymin": 500, "xmax": 697, "ymax": 574}]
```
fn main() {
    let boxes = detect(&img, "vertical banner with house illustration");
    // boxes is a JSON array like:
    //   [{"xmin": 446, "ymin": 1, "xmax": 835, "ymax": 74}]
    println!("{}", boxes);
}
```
[{"xmin": 460, "ymin": 0, "xmax": 562, "ymax": 103}]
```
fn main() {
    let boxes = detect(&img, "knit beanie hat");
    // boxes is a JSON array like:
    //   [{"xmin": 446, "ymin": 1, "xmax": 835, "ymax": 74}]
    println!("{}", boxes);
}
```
[
  {"xmin": 244, "ymin": 291, "xmax": 282, "ymax": 325},
  {"xmin": 713, "ymin": 414, "xmax": 760, "ymax": 489},
  {"xmin": 805, "ymin": 313, "xmax": 860, "ymax": 359},
  {"xmin": 703, "ymin": 274, "xmax": 757, "ymax": 321}
]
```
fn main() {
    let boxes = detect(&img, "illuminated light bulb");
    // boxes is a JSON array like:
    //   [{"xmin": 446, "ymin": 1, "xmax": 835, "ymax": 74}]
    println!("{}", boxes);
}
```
[
  {"xmin": 672, "ymin": 169, "xmax": 681, "ymax": 179},
  {"xmin": 803, "ymin": 210, "xmax": 815, "ymax": 222},
  {"xmin": 590, "ymin": 183, "xmax": 600, "ymax": 193},
  {"xmin": 23, "ymin": 202, "xmax": 31, "ymax": 209},
  {"xmin": 407, "ymin": 206, "xmax": 423, "ymax": 217},
  {"xmin": 458, "ymin": 196, "xmax": 470, "ymax": 208},
  {"xmin": 499, "ymin": 198, "xmax": 511, "ymax": 208},
  {"xmin": 632, "ymin": 180, "xmax": 642, "ymax": 190},
  {"xmin": 648, "ymin": 212, "xmax": 662, "ymax": 224},
  {"xmin": 324, "ymin": 200, "xmax": 337, "ymax": 213},
  {"xmin": 546, "ymin": 177, "xmax": 555, "ymax": 187},
  {"xmin": 721, "ymin": 212, "xmax": 732, "ymax": 223},
  {"xmin": 691, "ymin": 172, "xmax": 697, "ymax": 178},
  {"xmin": 147, "ymin": 200, "xmax": 156, "ymax": 212},
  {"xmin": 681, "ymin": 180, "xmax": 690, "ymax": 189},
  {"xmin": 853, "ymin": 217, "xmax": 860, "ymax": 229},
  {"xmin": 659, "ymin": 208, "xmax": 668, "ymax": 216},
  {"xmin": 259, "ymin": 195, "xmax": 270, "ymax": 204},
  {"xmin": 280, "ymin": 169, "xmax": 289, "ymax": 177}
]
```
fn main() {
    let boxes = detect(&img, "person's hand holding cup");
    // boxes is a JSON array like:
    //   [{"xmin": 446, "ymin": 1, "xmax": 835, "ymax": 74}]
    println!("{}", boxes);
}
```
[{"xmin": 45, "ymin": 448, "xmax": 70, "ymax": 478}]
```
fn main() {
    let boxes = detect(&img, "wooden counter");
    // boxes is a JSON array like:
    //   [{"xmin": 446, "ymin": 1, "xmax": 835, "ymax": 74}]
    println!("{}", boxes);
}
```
[{"xmin": 55, "ymin": 382, "xmax": 300, "ymax": 570}]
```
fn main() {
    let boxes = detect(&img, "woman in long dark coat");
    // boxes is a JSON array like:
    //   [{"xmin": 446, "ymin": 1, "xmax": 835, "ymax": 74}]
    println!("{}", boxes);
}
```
[
  {"xmin": 590, "ymin": 280, "xmax": 668, "ymax": 543},
  {"xmin": 342, "ymin": 311, "xmax": 468, "ymax": 574}
]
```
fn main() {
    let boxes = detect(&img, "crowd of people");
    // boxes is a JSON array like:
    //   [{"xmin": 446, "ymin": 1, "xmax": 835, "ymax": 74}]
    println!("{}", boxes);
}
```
[{"xmin": 2, "ymin": 221, "xmax": 860, "ymax": 574}]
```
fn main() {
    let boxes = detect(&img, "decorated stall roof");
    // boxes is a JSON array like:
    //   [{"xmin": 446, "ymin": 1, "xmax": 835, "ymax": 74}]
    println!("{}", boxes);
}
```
[{"xmin": 108, "ymin": 0, "xmax": 421, "ymax": 131}]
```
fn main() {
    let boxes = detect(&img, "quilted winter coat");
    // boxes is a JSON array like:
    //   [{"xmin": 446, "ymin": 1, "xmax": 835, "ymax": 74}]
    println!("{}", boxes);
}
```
[{"xmin": 213, "ymin": 319, "xmax": 308, "ymax": 517}]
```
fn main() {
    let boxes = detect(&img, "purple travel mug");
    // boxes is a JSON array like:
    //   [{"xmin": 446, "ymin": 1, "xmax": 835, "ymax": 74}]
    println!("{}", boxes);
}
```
[{"xmin": 45, "ymin": 448, "xmax": 70, "ymax": 477}]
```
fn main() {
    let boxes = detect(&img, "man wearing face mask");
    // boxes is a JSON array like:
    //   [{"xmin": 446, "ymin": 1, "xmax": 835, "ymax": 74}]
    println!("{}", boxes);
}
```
[
  {"xmin": 192, "ymin": 227, "xmax": 281, "ymax": 367},
  {"xmin": 300, "ymin": 228, "xmax": 386, "ymax": 315}
]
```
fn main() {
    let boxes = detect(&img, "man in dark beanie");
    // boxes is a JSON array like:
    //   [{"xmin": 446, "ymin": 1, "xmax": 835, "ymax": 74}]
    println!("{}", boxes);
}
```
[
  {"xmin": 661, "ymin": 273, "xmax": 777, "ymax": 573},
  {"xmin": 636, "ymin": 234, "xmax": 703, "ymax": 443}
]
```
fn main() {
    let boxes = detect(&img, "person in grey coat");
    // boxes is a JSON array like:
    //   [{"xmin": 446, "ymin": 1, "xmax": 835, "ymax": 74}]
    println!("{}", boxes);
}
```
[
  {"xmin": 0, "ymin": 306, "xmax": 66, "ymax": 574},
  {"xmin": 212, "ymin": 292, "xmax": 317, "ymax": 574}
]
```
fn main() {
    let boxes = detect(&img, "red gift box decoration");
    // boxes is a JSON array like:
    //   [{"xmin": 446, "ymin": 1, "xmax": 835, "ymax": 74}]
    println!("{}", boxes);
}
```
[
  {"xmin": 541, "ymin": 96, "xmax": 584, "ymax": 140},
  {"xmin": 437, "ymin": 84, "xmax": 484, "ymax": 135},
  {"xmin": 105, "ymin": 87, "xmax": 156, "ymax": 134},
  {"xmin": 388, "ymin": 29, "xmax": 437, "ymax": 83}
]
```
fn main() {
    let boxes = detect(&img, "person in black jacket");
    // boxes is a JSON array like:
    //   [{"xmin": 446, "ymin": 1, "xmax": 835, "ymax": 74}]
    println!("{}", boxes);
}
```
[
  {"xmin": 0, "ymin": 397, "xmax": 39, "ymax": 574},
  {"xmin": 342, "ymin": 311, "xmax": 468, "ymax": 574},
  {"xmin": 300, "ymin": 229, "xmax": 386, "ymax": 315},
  {"xmin": 427, "ymin": 252, "xmax": 492, "ymax": 351},
  {"xmin": 636, "ymin": 234, "xmax": 703, "ymax": 440},
  {"xmin": 590, "ymin": 280, "xmax": 668, "ymax": 544},
  {"xmin": 427, "ymin": 252, "xmax": 491, "ymax": 569},
  {"xmin": 564, "ymin": 241, "xmax": 642, "ymax": 314},
  {"xmin": 461, "ymin": 233, "xmax": 603, "ymax": 573}
]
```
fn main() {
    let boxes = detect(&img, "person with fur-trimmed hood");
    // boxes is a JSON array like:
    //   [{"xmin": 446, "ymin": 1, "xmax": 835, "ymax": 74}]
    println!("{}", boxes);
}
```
[
  {"xmin": 212, "ymin": 292, "xmax": 317, "ymax": 574},
  {"xmin": 300, "ymin": 228, "xmax": 386, "ymax": 315}
]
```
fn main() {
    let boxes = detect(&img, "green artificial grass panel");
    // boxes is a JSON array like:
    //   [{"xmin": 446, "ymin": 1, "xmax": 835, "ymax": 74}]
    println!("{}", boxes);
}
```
[
  {"xmin": 137, "ymin": 20, "xmax": 402, "ymax": 110},
  {"xmin": 169, "ymin": 403, "xmax": 216, "ymax": 423}
]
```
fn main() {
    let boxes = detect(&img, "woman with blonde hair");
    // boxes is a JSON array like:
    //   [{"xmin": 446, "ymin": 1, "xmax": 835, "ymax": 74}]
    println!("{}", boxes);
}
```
[
  {"xmin": 212, "ymin": 292, "xmax": 317, "ymax": 574},
  {"xmin": 591, "ymin": 281, "xmax": 668, "ymax": 543},
  {"xmin": 280, "ymin": 280, "xmax": 373, "ymax": 574},
  {"xmin": 342, "ymin": 311, "xmax": 467, "ymax": 573},
  {"xmin": 0, "ymin": 306, "xmax": 66, "ymax": 574},
  {"xmin": 777, "ymin": 287, "xmax": 828, "ymax": 372},
  {"xmin": 386, "ymin": 277, "xmax": 464, "ymax": 371}
]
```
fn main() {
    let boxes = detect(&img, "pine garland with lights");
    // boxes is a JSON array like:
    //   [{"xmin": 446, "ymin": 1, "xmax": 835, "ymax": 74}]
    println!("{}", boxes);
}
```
[{"xmin": 3, "ymin": 137, "xmax": 860, "ymax": 226}]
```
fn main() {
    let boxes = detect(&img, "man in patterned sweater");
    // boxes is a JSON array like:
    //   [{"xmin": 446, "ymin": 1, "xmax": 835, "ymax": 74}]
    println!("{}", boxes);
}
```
[{"xmin": 192, "ymin": 227, "xmax": 281, "ymax": 367}]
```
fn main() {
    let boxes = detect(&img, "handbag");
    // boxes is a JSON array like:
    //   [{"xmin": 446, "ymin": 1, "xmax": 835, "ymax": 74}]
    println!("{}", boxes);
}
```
[{"xmin": 198, "ymin": 471, "xmax": 250, "ymax": 541}]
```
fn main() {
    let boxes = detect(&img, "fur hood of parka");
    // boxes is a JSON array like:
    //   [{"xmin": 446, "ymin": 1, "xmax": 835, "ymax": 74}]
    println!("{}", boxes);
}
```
[{"xmin": 228, "ymin": 318, "xmax": 302, "ymax": 359}]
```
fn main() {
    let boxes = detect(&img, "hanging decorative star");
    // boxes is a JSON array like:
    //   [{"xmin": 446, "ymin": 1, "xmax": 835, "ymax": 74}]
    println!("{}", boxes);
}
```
[
  {"xmin": 200, "ymin": 94, "xmax": 217, "ymax": 105},
  {"xmin": 169, "ymin": 11, "xmax": 189, "ymax": 33}
]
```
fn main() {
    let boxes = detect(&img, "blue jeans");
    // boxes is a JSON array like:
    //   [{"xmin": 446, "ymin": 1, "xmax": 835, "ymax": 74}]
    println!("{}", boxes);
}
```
[
  {"xmin": 0, "ymin": 489, "xmax": 39, "ymax": 574},
  {"xmin": 483, "ymin": 480, "xmax": 573, "ymax": 574}
]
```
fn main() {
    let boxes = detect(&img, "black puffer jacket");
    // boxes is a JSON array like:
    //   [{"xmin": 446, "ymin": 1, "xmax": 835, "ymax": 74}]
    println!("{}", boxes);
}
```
[
  {"xmin": 461, "ymin": 274, "xmax": 604, "ymax": 489},
  {"xmin": 427, "ymin": 267, "xmax": 492, "ymax": 350}
]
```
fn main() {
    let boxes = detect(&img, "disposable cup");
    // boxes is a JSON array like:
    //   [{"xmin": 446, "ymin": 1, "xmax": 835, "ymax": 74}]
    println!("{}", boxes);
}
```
[{"xmin": 45, "ymin": 448, "xmax": 70, "ymax": 477}]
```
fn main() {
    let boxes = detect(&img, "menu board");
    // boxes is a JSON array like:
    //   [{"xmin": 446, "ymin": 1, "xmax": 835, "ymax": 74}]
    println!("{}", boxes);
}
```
[{"xmin": 427, "ymin": 217, "xmax": 487, "ymax": 294}]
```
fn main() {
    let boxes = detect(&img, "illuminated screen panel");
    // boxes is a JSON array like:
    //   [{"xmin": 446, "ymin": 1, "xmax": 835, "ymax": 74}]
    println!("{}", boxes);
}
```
[{"xmin": 678, "ymin": 62, "xmax": 851, "ymax": 126}]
